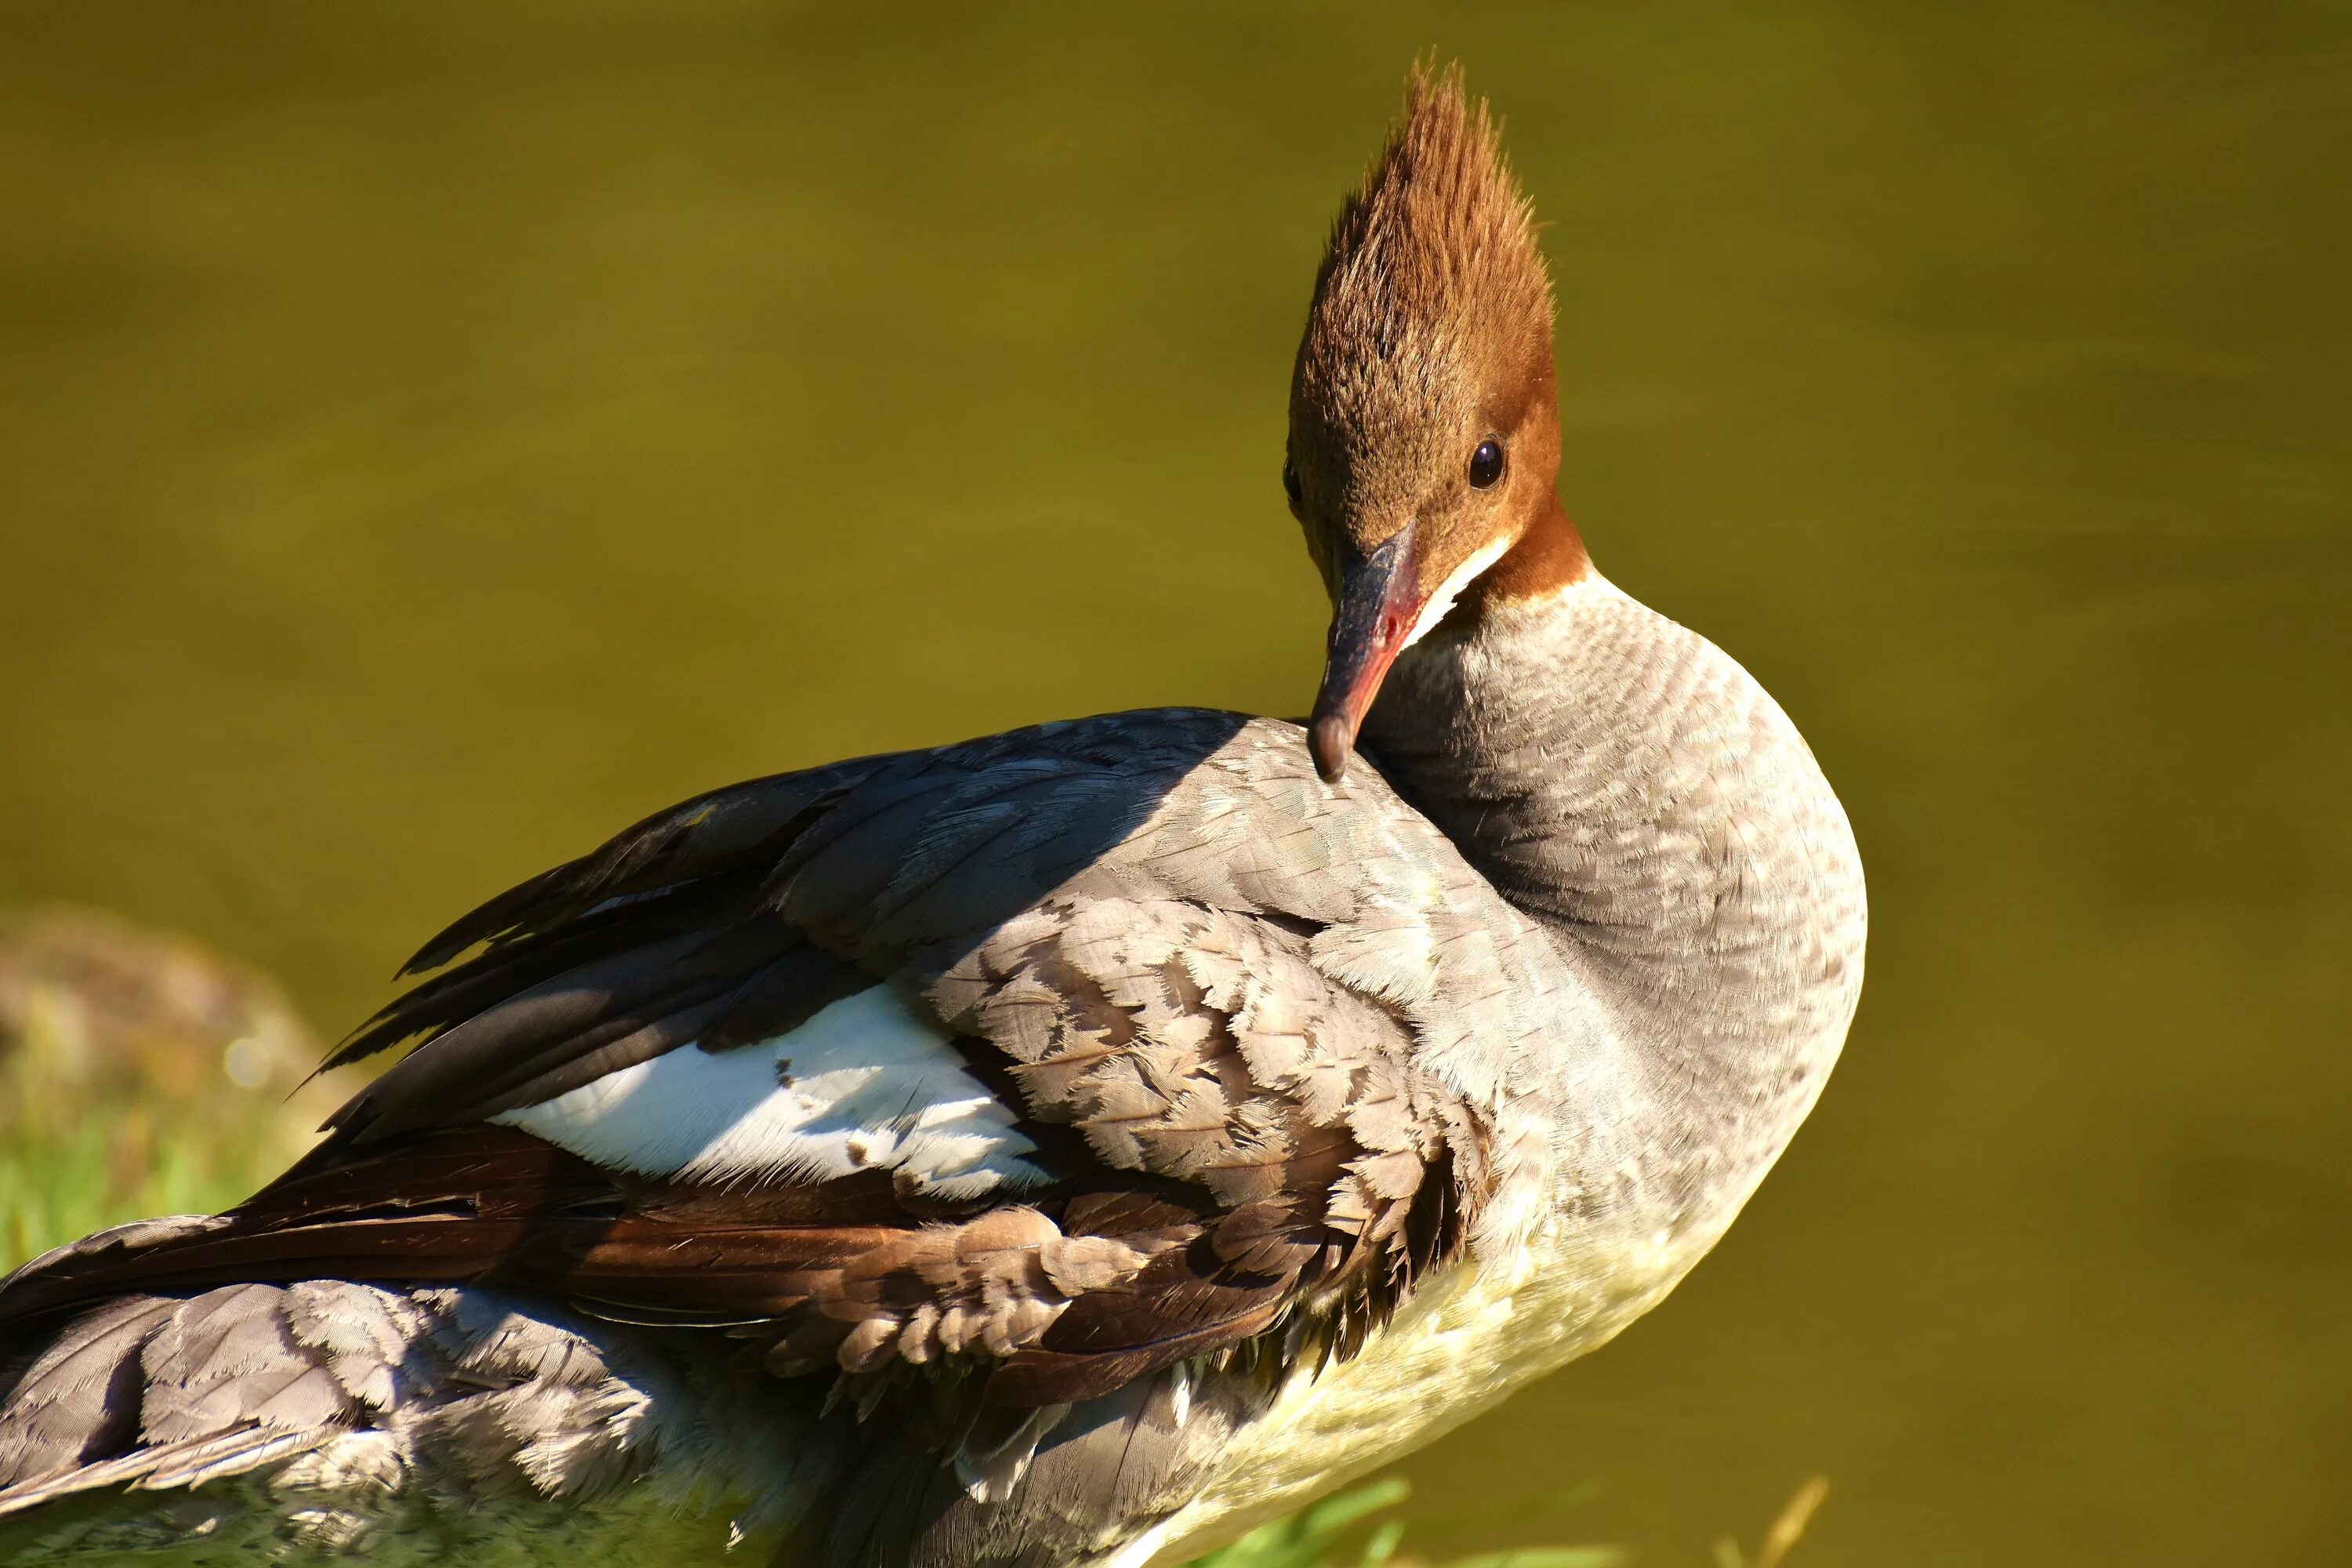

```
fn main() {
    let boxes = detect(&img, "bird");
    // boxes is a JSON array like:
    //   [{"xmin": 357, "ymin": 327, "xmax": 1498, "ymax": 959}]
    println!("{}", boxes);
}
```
[{"xmin": 0, "ymin": 64, "xmax": 1864, "ymax": 1568}]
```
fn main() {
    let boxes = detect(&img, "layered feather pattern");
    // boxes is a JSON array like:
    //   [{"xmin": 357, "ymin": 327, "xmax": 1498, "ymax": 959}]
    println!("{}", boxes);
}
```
[{"xmin": 2, "ymin": 713, "xmax": 1554, "ymax": 1433}]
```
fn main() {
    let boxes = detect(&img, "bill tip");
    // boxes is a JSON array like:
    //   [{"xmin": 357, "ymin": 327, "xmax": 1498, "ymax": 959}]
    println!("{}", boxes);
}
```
[{"xmin": 1308, "ymin": 713, "xmax": 1353, "ymax": 784}]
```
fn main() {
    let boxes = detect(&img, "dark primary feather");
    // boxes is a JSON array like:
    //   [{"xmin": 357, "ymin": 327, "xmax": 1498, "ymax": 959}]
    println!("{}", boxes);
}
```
[{"xmin": 2, "ymin": 710, "xmax": 1508, "ymax": 1417}]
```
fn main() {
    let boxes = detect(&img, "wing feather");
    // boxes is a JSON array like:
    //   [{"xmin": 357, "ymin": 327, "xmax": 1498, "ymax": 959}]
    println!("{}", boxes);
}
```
[{"xmin": 2, "ymin": 711, "xmax": 1527, "ymax": 1416}]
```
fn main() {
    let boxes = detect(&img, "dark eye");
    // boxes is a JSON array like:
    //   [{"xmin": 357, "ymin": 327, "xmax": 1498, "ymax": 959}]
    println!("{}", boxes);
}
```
[
  {"xmin": 1468, "ymin": 439, "xmax": 1506, "ymax": 489},
  {"xmin": 1282, "ymin": 460, "xmax": 1303, "ymax": 510}
]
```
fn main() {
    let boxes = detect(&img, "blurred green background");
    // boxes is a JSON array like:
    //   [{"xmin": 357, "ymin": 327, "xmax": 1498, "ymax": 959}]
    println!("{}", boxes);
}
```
[{"xmin": 2, "ymin": 2, "xmax": 2347, "ymax": 1563}]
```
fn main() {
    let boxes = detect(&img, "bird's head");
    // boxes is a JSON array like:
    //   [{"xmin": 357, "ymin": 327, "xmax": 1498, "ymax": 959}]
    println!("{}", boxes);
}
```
[{"xmin": 1288, "ymin": 65, "xmax": 1584, "ymax": 782}]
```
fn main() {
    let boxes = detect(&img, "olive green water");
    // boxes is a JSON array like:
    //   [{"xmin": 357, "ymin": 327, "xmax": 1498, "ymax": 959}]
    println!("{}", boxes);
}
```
[{"xmin": 2, "ymin": 3, "xmax": 2347, "ymax": 1563}]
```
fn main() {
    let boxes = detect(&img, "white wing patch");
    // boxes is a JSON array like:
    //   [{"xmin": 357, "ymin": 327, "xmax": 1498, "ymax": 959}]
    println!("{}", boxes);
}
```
[{"xmin": 491, "ymin": 985, "xmax": 1051, "ymax": 1197}]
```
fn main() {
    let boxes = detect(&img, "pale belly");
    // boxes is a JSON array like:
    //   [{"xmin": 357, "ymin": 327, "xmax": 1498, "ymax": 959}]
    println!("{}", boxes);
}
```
[{"xmin": 1109, "ymin": 1221, "xmax": 1713, "ymax": 1568}]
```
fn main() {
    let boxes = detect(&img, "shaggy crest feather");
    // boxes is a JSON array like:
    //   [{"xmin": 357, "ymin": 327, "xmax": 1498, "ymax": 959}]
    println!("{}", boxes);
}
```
[{"xmin": 1295, "ymin": 65, "xmax": 1554, "ymax": 463}]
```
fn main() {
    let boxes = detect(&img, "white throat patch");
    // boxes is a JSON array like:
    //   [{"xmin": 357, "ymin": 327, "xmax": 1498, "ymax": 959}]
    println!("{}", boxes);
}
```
[{"xmin": 1404, "ymin": 535, "xmax": 1512, "ymax": 649}]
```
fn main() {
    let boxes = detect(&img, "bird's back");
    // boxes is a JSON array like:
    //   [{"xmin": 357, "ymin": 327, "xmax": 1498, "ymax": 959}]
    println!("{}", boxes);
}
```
[{"xmin": 0, "ymin": 709, "xmax": 1591, "ymax": 1567}]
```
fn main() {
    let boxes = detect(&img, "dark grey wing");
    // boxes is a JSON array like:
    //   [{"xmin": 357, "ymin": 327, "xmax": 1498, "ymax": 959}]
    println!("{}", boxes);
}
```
[{"xmin": 0, "ymin": 709, "xmax": 1531, "ymax": 1410}]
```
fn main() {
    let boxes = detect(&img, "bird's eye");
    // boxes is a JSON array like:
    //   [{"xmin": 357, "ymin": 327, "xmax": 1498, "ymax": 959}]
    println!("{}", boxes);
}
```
[
  {"xmin": 1282, "ymin": 460, "xmax": 1303, "ymax": 510},
  {"xmin": 1468, "ymin": 439, "xmax": 1506, "ymax": 490}
]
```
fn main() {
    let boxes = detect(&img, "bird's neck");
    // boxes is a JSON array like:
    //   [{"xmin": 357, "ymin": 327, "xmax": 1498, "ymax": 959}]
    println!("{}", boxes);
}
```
[{"xmin": 1362, "ymin": 569, "xmax": 1867, "ymax": 1227}]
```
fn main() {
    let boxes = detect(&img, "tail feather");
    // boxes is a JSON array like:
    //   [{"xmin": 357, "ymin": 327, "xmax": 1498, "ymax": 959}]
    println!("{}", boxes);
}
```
[
  {"xmin": 0, "ymin": 1278, "xmax": 826, "ymax": 1563},
  {"xmin": 0, "ymin": 1423, "xmax": 325, "ymax": 1519}
]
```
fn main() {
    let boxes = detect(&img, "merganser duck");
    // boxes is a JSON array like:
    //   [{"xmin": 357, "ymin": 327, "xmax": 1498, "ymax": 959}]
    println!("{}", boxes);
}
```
[{"xmin": 0, "ymin": 66, "xmax": 1864, "ymax": 1568}]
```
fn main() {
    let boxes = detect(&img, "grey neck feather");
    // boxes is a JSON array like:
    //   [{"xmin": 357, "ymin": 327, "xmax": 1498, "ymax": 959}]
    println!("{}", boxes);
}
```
[{"xmin": 1363, "ymin": 577, "xmax": 1867, "ymax": 1232}]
